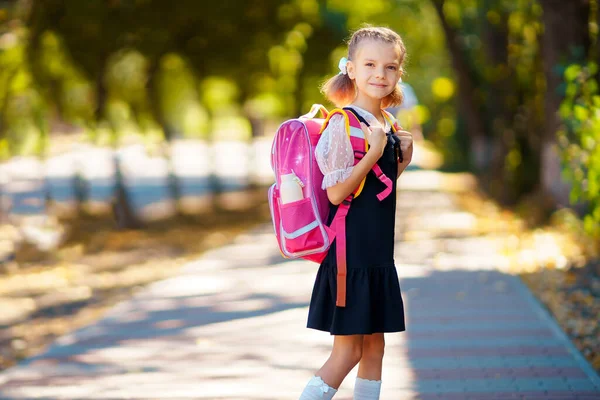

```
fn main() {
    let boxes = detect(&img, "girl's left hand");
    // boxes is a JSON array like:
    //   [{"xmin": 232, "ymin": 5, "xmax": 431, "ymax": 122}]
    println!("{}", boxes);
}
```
[{"xmin": 395, "ymin": 130, "xmax": 414, "ymax": 162}]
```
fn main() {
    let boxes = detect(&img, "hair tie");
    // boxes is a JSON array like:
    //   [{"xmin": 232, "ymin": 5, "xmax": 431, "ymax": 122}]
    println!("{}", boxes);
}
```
[{"xmin": 338, "ymin": 57, "xmax": 348, "ymax": 75}]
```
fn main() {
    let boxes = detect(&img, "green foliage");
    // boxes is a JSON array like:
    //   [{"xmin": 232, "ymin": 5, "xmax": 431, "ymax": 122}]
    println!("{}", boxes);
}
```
[
  {"xmin": 0, "ymin": 21, "xmax": 48, "ymax": 158},
  {"xmin": 558, "ymin": 62, "xmax": 600, "ymax": 238},
  {"xmin": 1, "ymin": 0, "xmax": 453, "ymax": 155},
  {"xmin": 33, "ymin": 30, "xmax": 95, "ymax": 127},
  {"xmin": 156, "ymin": 53, "xmax": 208, "ymax": 139},
  {"xmin": 18, "ymin": 0, "xmax": 327, "ymax": 140}
]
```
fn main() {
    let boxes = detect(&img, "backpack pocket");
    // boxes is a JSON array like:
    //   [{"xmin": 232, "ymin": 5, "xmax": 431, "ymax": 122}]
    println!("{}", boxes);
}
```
[
  {"xmin": 268, "ymin": 184, "xmax": 285, "ymax": 255},
  {"xmin": 280, "ymin": 197, "xmax": 327, "ymax": 256}
]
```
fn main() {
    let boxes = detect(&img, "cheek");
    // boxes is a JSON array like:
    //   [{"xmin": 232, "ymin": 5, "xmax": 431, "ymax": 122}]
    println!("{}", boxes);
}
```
[{"xmin": 355, "ymin": 69, "xmax": 367, "ymax": 80}]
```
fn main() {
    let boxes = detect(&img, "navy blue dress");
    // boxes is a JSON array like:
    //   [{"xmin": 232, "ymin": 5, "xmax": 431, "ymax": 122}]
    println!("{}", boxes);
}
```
[{"xmin": 307, "ymin": 118, "xmax": 406, "ymax": 335}]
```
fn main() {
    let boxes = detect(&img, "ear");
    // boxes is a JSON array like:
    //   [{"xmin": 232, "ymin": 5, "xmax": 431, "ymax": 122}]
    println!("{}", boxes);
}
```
[{"xmin": 347, "ymin": 60, "xmax": 356, "ymax": 80}]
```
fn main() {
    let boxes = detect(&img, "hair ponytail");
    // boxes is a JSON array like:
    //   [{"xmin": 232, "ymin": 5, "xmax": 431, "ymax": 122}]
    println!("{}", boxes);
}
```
[{"xmin": 321, "ymin": 72, "xmax": 356, "ymax": 107}]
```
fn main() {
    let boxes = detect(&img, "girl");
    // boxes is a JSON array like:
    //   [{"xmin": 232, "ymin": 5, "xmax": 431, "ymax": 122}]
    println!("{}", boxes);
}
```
[{"xmin": 298, "ymin": 26, "xmax": 414, "ymax": 400}]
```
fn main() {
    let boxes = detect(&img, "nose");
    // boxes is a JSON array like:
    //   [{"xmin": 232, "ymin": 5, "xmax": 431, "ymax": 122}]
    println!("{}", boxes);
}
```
[{"xmin": 375, "ymin": 66, "xmax": 385, "ymax": 79}]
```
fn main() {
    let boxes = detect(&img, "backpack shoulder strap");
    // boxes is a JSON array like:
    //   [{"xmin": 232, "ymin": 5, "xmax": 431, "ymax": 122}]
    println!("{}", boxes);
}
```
[
  {"xmin": 344, "ymin": 107, "xmax": 395, "ymax": 199},
  {"xmin": 341, "ymin": 108, "xmax": 369, "ymax": 159},
  {"xmin": 318, "ymin": 108, "xmax": 349, "ymax": 136},
  {"xmin": 382, "ymin": 109, "xmax": 403, "ymax": 132}
]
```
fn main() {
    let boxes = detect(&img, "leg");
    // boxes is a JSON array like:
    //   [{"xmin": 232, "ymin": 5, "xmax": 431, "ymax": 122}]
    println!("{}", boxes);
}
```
[
  {"xmin": 357, "ymin": 333, "xmax": 385, "ymax": 380},
  {"xmin": 316, "ymin": 334, "xmax": 364, "ymax": 388},
  {"xmin": 353, "ymin": 333, "xmax": 384, "ymax": 400},
  {"xmin": 299, "ymin": 334, "xmax": 363, "ymax": 399}
]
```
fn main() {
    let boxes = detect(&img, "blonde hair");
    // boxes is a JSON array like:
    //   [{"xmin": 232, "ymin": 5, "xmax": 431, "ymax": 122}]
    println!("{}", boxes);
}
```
[{"xmin": 321, "ymin": 26, "xmax": 406, "ymax": 108}]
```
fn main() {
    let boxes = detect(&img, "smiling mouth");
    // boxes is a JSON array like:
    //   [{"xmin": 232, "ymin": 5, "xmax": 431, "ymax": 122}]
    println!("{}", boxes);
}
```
[{"xmin": 369, "ymin": 83, "xmax": 387, "ymax": 88}]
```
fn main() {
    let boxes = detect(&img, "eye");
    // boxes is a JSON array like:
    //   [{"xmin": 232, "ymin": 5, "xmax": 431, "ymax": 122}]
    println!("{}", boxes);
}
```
[
  {"xmin": 365, "ymin": 62, "xmax": 374, "ymax": 67},
  {"xmin": 387, "ymin": 65, "xmax": 398, "ymax": 71}
]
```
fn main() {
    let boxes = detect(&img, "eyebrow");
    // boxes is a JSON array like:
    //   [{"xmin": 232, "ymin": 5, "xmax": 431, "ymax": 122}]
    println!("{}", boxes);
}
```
[{"xmin": 363, "ymin": 58, "xmax": 399, "ymax": 64}]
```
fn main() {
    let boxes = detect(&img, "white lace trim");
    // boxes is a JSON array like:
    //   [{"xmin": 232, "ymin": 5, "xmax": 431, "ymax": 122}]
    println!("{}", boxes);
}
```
[
  {"xmin": 355, "ymin": 376, "xmax": 382, "ymax": 385},
  {"xmin": 321, "ymin": 167, "xmax": 354, "ymax": 189},
  {"xmin": 355, "ymin": 376, "xmax": 382, "ymax": 395},
  {"xmin": 307, "ymin": 376, "xmax": 336, "ymax": 394},
  {"xmin": 356, "ymin": 376, "xmax": 381, "ymax": 383}
]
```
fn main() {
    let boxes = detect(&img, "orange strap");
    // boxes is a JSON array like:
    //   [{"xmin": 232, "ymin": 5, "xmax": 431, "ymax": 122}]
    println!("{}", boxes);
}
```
[{"xmin": 333, "ymin": 196, "xmax": 352, "ymax": 307}]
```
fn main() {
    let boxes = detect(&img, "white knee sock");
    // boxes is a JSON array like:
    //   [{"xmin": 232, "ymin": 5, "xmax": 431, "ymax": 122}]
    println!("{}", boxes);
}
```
[
  {"xmin": 299, "ymin": 375, "xmax": 337, "ymax": 400},
  {"xmin": 353, "ymin": 377, "xmax": 381, "ymax": 400}
]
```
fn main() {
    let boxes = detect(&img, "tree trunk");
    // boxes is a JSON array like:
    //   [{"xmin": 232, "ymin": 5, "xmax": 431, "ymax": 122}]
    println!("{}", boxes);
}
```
[
  {"xmin": 146, "ymin": 58, "xmax": 182, "ymax": 214},
  {"xmin": 480, "ymin": 1, "xmax": 513, "ymax": 202},
  {"xmin": 431, "ymin": 0, "xmax": 488, "ymax": 172},
  {"xmin": 112, "ymin": 154, "xmax": 142, "ymax": 229},
  {"xmin": 0, "ymin": 69, "xmax": 18, "ymax": 137},
  {"xmin": 95, "ymin": 63, "xmax": 142, "ymax": 229},
  {"xmin": 539, "ymin": 0, "xmax": 590, "ymax": 207},
  {"xmin": 72, "ymin": 167, "xmax": 89, "ymax": 214},
  {"xmin": 94, "ymin": 66, "xmax": 107, "ymax": 127}
]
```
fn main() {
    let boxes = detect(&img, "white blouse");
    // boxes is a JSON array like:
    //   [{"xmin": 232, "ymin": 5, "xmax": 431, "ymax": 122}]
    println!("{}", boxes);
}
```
[{"xmin": 315, "ymin": 106, "xmax": 391, "ymax": 189}]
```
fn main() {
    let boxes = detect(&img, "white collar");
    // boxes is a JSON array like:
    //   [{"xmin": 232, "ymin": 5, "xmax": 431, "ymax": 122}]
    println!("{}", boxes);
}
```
[{"xmin": 349, "ymin": 105, "xmax": 391, "ymax": 132}]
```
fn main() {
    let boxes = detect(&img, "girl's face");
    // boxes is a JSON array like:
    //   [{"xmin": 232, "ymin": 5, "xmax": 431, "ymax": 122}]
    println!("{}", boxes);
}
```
[{"xmin": 347, "ymin": 39, "xmax": 403, "ymax": 106}]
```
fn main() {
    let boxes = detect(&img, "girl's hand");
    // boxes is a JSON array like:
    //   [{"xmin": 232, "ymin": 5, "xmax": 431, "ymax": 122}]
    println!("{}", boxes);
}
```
[
  {"xmin": 395, "ymin": 130, "xmax": 414, "ymax": 179},
  {"xmin": 360, "ymin": 122, "xmax": 387, "ymax": 157},
  {"xmin": 395, "ymin": 130, "xmax": 414, "ymax": 159}
]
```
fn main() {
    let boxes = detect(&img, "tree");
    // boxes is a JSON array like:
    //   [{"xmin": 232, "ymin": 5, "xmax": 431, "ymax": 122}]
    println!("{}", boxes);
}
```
[{"xmin": 539, "ymin": 0, "xmax": 591, "ymax": 206}]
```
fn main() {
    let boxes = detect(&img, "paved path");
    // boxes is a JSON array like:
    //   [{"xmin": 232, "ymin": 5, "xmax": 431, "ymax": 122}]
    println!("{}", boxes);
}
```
[{"xmin": 0, "ymin": 171, "xmax": 599, "ymax": 399}]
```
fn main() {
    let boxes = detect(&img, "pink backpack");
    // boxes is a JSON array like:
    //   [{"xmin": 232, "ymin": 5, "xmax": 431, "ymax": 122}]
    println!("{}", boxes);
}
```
[{"xmin": 268, "ymin": 104, "xmax": 401, "ymax": 306}]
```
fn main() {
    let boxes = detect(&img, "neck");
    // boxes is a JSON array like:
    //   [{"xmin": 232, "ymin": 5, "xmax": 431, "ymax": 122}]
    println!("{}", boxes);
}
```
[{"xmin": 351, "ymin": 96, "xmax": 383, "ymax": 120}]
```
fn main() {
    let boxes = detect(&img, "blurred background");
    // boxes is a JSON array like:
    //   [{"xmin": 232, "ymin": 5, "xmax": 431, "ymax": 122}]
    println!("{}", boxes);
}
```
[{"xmin": 0, "ymin": 0, "xmax": 598, "ymax": 375}]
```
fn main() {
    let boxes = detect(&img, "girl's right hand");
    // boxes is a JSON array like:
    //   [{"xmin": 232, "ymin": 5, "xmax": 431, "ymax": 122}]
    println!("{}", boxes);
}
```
[{"xmin": 360, "ymin": 122, "xmax": 387, "ymax": 158}]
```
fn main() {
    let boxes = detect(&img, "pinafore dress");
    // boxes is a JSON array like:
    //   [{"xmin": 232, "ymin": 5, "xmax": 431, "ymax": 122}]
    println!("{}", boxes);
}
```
[{"xmin": 307, "ymin": 110, "xmax": 406, "ymax": 335}]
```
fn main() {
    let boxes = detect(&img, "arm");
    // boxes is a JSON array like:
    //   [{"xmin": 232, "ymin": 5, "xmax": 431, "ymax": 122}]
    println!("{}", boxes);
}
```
[{"xmin": 326, "ymin": 150, "xmax": 382, "ymax": 205}]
